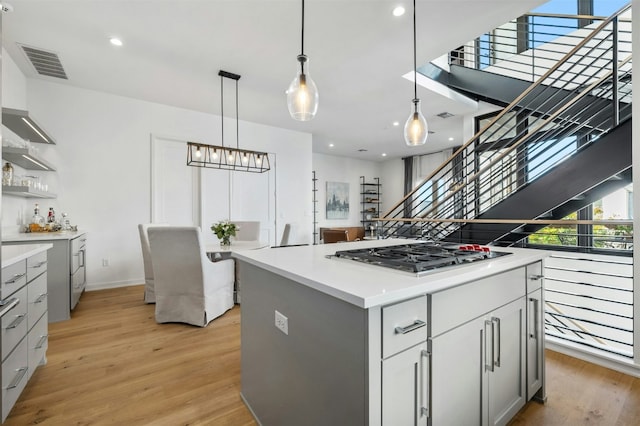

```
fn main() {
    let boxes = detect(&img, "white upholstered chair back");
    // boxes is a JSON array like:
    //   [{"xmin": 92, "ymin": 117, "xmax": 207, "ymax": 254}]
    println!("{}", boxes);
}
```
[
  {"xmin": 280, "ymin": 223, "xmax": 292, "ymax": 246},
  {"xmin": 148, "ymin": 226, "xmax": 234, "ymax": 327},
  {"xmin": 138, "ymin": 223, "xmax": 169, "ymax": 303},
  {"xmin": 231, "ymin": 221, "xmax": 260, "ymax": 241}
]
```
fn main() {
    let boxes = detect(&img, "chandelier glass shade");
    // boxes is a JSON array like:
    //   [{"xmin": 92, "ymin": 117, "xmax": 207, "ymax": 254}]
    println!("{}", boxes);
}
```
[
  {"xmin": 403, "ymin": 0, "xmax": 428, "ymax": 146},
  {"xmin": 187, "ymin": 70, "xmax": 270, "ymax": 173},
  {"xmin": 287, "ymin": 0, "xmax": 318, "ymax": 121}
]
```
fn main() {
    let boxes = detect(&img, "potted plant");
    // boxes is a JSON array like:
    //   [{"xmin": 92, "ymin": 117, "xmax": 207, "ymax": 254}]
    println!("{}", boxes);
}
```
[{"xmin": 211, "ymin": 220, "xmax": 237, "ymax": 248}]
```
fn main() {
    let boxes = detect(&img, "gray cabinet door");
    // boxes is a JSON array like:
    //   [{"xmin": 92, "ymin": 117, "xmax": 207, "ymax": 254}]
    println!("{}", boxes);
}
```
[
  {"xmin": 488, "ymin": 298, "xmax": 526, "ymax": 426},
  {"xmin": 431, "ymin": 316, "xmax": 485, "ymax": 425},
  {"xmin": 382, "ymin": 342, "xmax": 429, "ymax": 426}
]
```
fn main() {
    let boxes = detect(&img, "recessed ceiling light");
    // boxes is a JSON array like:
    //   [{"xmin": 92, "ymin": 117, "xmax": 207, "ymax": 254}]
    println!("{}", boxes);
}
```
[
  {"xmin": 392, "ymin": 121, "xmax": 399, "ymax": 127},
  {"xmin": 382, "ymin": 153, "xmax": 387, "ymax": 157},
  {"xmin": 448, "ymin": 137, "xmax": 454, "ymax": 141},
  {"xmin": 392, "ymin": 6, "xmax": 405, "ymax": 17},
  {"xmin": 110, "ymin": 37, "xmax": 123, "ymax": 47},
  {"xmin": 329, "ymin": 143, "xmax": 334, "ymax": 148}
]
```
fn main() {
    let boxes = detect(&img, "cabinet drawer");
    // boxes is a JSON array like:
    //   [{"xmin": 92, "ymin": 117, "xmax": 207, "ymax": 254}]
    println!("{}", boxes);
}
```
[
  {"xmin": 382, "ymin": 295, "xmax": 427, "ymax": 359},
  {"xmin": 27, "ymin": 314, "xmax": 48, "ymax": 381},
  {"xmin": 430, "ymin": 267, "xmax": 526, "ymax": 337},
  {"xmin": 1, "ymin": 285, "xmax": 28, "ymax": 362},
  {"xmin": 526, "ymin": 262, "xmax": 543, "ymax": 293},
  {"xmin": 28, "ymin": 273, "xmax": 48, "ymax": 331},
  {"xmin": 26, "ymin": 250, "xmax": 48, "ymax": 282},
  {"xmin": 2, "ymin": 337, "xmax": 28, "ymax": 422},
  {"xmin": 1, "ymin": 261, "xmax": 26, "ymax": 299}
]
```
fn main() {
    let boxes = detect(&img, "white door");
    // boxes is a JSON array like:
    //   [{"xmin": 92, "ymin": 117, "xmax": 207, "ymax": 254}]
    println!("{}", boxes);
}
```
[
  {"xmin": 201, "ymin": 159, "xmax": 277, "ymax": 246},
  {"xmin": 151, "ymin": 135, "xmax": 201, "ymax": 226}
]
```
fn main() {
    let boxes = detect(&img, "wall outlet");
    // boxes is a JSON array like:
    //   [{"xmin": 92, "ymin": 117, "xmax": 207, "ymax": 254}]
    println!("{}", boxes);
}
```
[
  {"xmin": 275, "ymin": 310, "xmax": 288, "ymax": 335},
  {"xmin": 102, "ymin": 258, "xmax": 110, "ymax": 267}
]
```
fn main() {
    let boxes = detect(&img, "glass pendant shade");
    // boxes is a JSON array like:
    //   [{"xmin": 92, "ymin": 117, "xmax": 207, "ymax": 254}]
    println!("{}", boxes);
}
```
[
  {"xmin": 404, "ymin": 99, "xmax": 428, "ymax": 146},
  {"xmin": 287, "ymin": 55, "xmax": 319, "ymax": 121}
]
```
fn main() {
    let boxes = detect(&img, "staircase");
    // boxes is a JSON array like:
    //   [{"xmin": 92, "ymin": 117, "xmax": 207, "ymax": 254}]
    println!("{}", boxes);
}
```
[{"xmin": 379, "ymin": 3, "xmax": 632, "ymax": 247}]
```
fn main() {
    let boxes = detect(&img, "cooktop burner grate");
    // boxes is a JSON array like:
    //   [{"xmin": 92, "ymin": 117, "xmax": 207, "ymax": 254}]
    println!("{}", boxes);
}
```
[{"xmin": 332, "ymin": 242, "xmax": 511, "ymax": 275}]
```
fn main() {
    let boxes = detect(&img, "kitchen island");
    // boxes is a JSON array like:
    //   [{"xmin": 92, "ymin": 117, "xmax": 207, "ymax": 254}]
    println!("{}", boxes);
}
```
[{"xmin": 234, "ymin": 239, "xmax": 547, "ymax": 425}]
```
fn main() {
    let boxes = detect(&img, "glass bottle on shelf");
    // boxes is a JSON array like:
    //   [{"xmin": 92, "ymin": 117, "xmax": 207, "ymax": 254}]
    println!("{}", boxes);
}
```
[
  {"xmin": 2, "ymin": 162, "xmax": 13, "ymax": 186},
  {"xmin": 29, "ymin": 203, "xmax": 45, "ymax": 232}
]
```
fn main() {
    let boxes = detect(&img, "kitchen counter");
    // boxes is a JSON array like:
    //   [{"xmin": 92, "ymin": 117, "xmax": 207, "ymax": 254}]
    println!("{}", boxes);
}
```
[
  {"xmin": 3, "ymin": 230, "xmax": 87, "ymax": 242},
  {"xmin": 233, "ymin": 238, "xmax": 547, "ymax": 308},
  {"xmin": 2, "ymin": 243, "xmax": 53, "ymax": 268}
]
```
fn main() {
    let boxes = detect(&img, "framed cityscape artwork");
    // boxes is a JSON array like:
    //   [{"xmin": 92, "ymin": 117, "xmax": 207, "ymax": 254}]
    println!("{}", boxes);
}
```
[{"xmin": 326, "ymin": 181, "xmax": 349, "ymax": 219}]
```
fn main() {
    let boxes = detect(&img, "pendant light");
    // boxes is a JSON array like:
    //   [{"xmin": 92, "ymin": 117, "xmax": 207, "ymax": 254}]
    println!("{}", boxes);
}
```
[
  {"xmin": 187, "ymin": 70, "xmax": 270, "ymax": 173},
  {"xmin": 287, "ymin": 0, "xmax": 319, "ymax": 121},
  {"xmin": 404, "ymin": 0, "xmax": 428, "ymax": 146}
]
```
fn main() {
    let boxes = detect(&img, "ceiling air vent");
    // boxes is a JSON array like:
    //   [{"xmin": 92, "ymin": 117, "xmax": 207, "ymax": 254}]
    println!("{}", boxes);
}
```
[
  {"xmin": 437, "ymin": 112, "xmax": 454, "ymax": 119},
  {"xmin": 19, "ymin": 44, "xmax": 68, "ymax": 80}
]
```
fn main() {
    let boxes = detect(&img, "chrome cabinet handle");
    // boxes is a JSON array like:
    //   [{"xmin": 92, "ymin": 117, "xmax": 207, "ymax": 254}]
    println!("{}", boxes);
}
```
[
  {"xmin": 34, "ymin": 293, "xmax": 47, "ymax": 304},
  {"xmin": 7, "ymin": 314, "xmax": 26, "ymax": 329},
  {"xmin": 492, "ymin": 317, "xmax": 501, "ymax": 368},
  {"xmin": 394, "ymin": 319, "xmax": 426, "ymax": 335},
  {"xmin": 7, "ymin": 367, "xmax": 28, "ymax": 390},
  {"xmin": 485, "ymin": 320, "xmax": 494, "ymax": 372},
  {"xmin": 5, "ymin": 273, "xmax": 26, "ymax": 284},
  {"xmin": 29, "ymin": 261, "xmax": 47, "ymax": 269},
  {"xmin": 529, "ymin": 274, "xmax": 543, "ymax": 281},
  {"xmin": 35, "ymin": 335, "xmax": 48, "ymax": 349},
  {"xmin": 420, "ymin": 349, "xmax": 430, "ymax": 418},
  {"xmin": 0, "ymin": 298, "xmax": 20, "ymax": 318},
  {"xmin": 529, "ymin": 297, "xmax": 539, "ymax": 339}
]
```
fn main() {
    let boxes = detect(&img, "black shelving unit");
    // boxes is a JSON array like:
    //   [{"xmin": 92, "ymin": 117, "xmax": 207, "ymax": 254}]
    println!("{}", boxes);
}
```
[
  {"xmin": 360, "ymin": 176, "xmax": 381, "ymax": 231},
  {"xmin": 312, "ymin": 171, "xmax": 319, "ymax": 245}
]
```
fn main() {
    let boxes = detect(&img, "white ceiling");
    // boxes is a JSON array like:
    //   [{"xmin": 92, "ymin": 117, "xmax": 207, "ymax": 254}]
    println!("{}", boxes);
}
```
[{"xmin": 2, "ymin": 0, "xmax": 547, "ymax": 161}]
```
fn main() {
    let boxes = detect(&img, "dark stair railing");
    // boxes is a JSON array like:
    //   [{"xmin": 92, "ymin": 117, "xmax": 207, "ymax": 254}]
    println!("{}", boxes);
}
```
[{"xmin": 378, "ymin": 3, "xmax": 632, "ymax": 245}]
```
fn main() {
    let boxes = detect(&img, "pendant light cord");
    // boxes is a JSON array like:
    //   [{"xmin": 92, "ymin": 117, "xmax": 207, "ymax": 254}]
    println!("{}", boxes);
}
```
[
  {"xmin": 236, "ymin": 79, "xmax": 239, "ymax": 150},
  {"xmin": 301, "ymin": 0, "xmax": 305, "ymax": 56},
  {"xmin": 220, "ymin": 74, "xmax": 225, "ymax": 148},
  {"xmin": 413, "ymin": 0, "xmax": 417, "ymax": 101}
]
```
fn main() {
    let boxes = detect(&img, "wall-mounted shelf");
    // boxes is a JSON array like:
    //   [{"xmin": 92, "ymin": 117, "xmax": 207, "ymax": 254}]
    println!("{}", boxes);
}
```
[
  {"xmin": 2, "ymin": 108, "xmax": 56, "ymax": 144},
  {"xmin": 2, "ymin": 147, "xmax": 56, "ymax": 171},
  {"xmin": 360, "ymin": 176, "xmax": 381, "ymax": 227},
  {"xmin": 2, "ymin": 185, "xmax": 56, "ymax": 199}
]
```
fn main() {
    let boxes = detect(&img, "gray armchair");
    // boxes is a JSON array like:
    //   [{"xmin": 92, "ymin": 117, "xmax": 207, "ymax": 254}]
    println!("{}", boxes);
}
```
[
  {"xmin": 138, "ymin": 223, "xmax": 169, "ymax": 303},
  {"xmin": 148, "ymin": 226, "xmax": 234, "ymax": 327}
]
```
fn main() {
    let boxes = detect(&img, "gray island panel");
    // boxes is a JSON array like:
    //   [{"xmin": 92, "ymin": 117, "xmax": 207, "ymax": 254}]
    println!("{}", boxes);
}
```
[{"xmin": 240, "ymin": 261, "xmax": 368, "ymax": 426}]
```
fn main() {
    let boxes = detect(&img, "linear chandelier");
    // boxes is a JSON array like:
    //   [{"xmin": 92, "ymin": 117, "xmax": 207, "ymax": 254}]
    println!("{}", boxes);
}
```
[{"xmin": 187, "ymin": 70, "xmax": 271, "ymax": 173}]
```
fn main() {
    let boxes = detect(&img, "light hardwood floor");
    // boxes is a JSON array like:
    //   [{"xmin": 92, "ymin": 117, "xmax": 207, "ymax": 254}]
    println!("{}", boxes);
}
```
[{"xmin": 6, "ymin": 285, "xmax": 640, "ymax": 425}]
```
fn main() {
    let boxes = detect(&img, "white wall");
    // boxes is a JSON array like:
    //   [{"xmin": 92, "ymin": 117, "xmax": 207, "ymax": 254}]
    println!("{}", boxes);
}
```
[
  {"xmin": 312, "ymin": 153, "xmax": 384, "ymax": 231},
  {"xmin": 2, "ymin": 69, "xmax": 311, "ymax": 290}
]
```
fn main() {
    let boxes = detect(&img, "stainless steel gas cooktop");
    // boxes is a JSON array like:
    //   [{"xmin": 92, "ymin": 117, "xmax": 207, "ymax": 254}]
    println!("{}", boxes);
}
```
[{"xmin": 331, "ymin": 242, "xmax": 511, "ymax": 276}]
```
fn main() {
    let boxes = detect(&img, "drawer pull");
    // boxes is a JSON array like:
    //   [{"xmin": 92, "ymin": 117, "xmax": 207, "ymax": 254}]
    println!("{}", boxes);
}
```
[
  {"xmin": 0, "ymin": 298, "xmax": 19, "ymax": 318},
  {"xmin": 7, "ymin": 314, "xmax": 26, "ymax": 330},
  {"xmin": 5, "ymin": 273, "xmax": 26, "ymax": 284},
  {"xmin": 7, "ymin": 367, "xmax": 28, "ymax": 390},
  {"xmin": 34, "ymin": 293, "xmax": 47, "ymax": 304},
  {"xmin": 35, "ymin": 335, "xmax": 48, "ymax": 349},
  {"xmin": 29, "ymin": 261, "xmax": 48, "ymax": 268},
  {"xmin": 394, "ymin": 319, "xmax": 426, "ymax": 335},
  {"xmin": 529, "ymin": 274, "xmax": 543, "ymax": 281}
]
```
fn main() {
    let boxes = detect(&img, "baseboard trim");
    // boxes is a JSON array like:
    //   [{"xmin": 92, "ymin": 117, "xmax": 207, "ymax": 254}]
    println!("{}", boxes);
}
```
[{"xmin": 86, "ymin": 280, "xmax": 143, "ymax": 291}]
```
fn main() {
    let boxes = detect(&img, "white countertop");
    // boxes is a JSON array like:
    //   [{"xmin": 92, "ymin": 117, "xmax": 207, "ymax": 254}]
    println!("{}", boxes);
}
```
[
  {"xmin": 233, "ymin": 239, "xmax": 548, "ymax": 308},
  {"xmin": 2, "ymin": 243, "xmax": 53, "ymax": 268},
  {"xmin": 3, "ymin": 230, "xmax": 87, "ymax": 242}
]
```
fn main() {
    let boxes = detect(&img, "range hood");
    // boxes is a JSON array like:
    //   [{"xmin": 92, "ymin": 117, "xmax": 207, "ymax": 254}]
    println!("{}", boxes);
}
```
[{"xmin": 2, "ymin": 108, "xmax": 56, "ymax": 144}]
